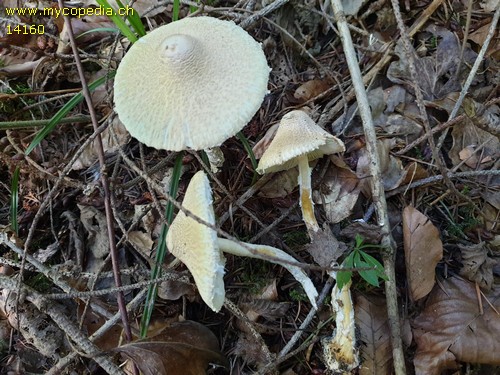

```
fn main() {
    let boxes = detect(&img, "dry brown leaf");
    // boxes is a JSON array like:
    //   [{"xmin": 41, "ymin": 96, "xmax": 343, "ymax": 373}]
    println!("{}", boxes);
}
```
[
  {"xmin": 294, "ymin": 79, "xmax": 331, "ymax": 102},
  {"xmin": 412, "ymin": 276, "xmax": 500, "ymax": 375},
  {"xmin": 400, "ymin": 162, "xmax": 429, "ymax": 186},
  {"xmin": 238, "ymin": 280, "xmax": 289, "ymax": 328},
  {"xmin": 72, "ymin": 119, "xmax": 130, "ymax": 170},
  {"xmin": 387, "ymin": 26, "xmax": 461, "ymax": 99},
  {"xmin": 314, "ymin": 156, "xmax": 361, "ymax": 224},
  {"xmin": 340, "ymin": 222, "xmax": 383, "ymax": 244},
  {"xmin": 403, "ymin": 206, "xmax": 443, "ymax": 301},
  {"xmin": 77, "ymin": 303, "xmax": 122, "ymax": 351},
  {"xmin": 127, "ymin": 230, "xmax": 154, "ymax": 254},
  {"xmin": 449, "ymin": 118, "xmax": 499, "ymax": 172},
  {"xmin": 158, "ymin": 278, "xmax": 196, "ymax": 301},
  {"xmin": 468, "ymin": 22, "xmax": 500, "ymax": 58},
  {"xmin": 258, "ymin": 168, "xmax": 299, "ymax": 198},
  {"xmin": 57, "ymin": 16, "xmax": 118, "ymax": 53},
  {"xmin": 116, "ymin": 320, "xmax": 227, "ymax": 375},
  {"xmin": 458, "ymin": 242, "xmax": 496, "ymax": 290},
  {"xmin": 357, "ymin": 139, "xmax": 406, "ymax": 192},
  {"xmin": 355, "ymin": 295, "xmax": 393, "ymax": 375},
  {"xmin": 307, "ymin": 226, "xmax": 347, "ymax": 269},
  {"xmin": 78, "ymin": 205, "xmax": 109, "ymax": 260}
]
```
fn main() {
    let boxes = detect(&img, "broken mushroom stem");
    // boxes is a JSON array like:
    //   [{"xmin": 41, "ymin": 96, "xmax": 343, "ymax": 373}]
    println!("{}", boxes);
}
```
[
  {"xmin": 166, "ymin": 171, "xmax": 319, "ymax": 312},
  {"xmin": 323, "ymin": 276, "xmax": 359, "ymax": 371},
  {"xmin": 297, "ymin": 155, "xmax": 319, "ymax": 233},
  {"xmin": 217, "ymin": 238, "xmax": 318, "ymax": 309}
]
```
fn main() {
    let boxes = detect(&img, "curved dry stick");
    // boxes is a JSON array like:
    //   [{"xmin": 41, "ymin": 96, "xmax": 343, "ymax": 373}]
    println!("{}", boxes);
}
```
[
  {"xmin": 0, "ymin": 276, "xmax": 124, "ymax": 375},
  {"xmin": 56, "ymin": 0, "xmax": 132, "ymax": 341},
  {"xmin": 330, "ymin": 1, "xmax": 407, "ymax": 374}
]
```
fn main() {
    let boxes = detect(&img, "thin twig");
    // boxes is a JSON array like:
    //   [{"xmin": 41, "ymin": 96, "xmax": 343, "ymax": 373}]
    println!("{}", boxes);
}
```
[
  {"xmin": 56, "ymin": 0, "xmax": 132, "ymax": 342},
  {"xmin": 0, "ymin": 276, "xmax": 124, "ymax": 375},
  {"xmin": 239, "ymin": 0, "xmax": 289, "ymax": 29},
  {"xmin": 437, "ymin": 4, "xmax": 500, "ymax": 149},
  {"xmin": 46, "ymin": 289, "xmax": 147, "ymax": 375},
  {"xmin": 330, "ymin": 1, "xmax": 407, "ymax": 374}
]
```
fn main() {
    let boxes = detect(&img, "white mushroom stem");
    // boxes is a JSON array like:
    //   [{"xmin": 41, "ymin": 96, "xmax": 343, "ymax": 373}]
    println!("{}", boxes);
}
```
[
  {"xmin": 297, "ymin": 155, "xmax": 319, "ymax": 233},
  {"xmin": 322, "ymin": 277, "xmax": 359, "ymax": 372},
  {"xmin": 217, "ymin": 238, "xmax": 318, "ymax": 309}
]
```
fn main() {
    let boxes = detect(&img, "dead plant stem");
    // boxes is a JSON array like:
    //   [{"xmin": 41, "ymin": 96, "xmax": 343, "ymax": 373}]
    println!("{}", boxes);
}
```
[
  {"xmin": 437, "ymin": 4, "xmax": 500, "ymax": 149},
  {"xmin": 330, "ymin": 1, "xmax": 407, "ymax": 374},
  {"xmin": 57, "ymin": 0, "xmax": 132, "ymax": 342}
]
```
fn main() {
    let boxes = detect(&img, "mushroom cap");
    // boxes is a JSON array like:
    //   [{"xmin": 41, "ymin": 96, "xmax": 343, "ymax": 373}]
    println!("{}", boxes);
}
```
[
  {"xmin": 256, "ymin": 110, "xmax": 345, "ymax": 174},
  {"xmin": 166, "ymin": 171, "xmax": 225, "ymax": 312},
  {"xmin": 114, "ymin": 16, "xmax": 270, "ymax": 151}
]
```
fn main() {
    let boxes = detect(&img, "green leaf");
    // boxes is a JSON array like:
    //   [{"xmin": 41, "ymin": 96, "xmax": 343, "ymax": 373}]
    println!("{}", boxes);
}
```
[
  {"xmin": 336, "ymin": 270, "xmax": 352, "ymax": 290},
  {"xmin": 336, "ymin": 252, "xmax": 355, "ymax": 290},
  {"xmin": 357, "ymin": 260, "xmax": 380, "ymax": 287},
  {"xmin": 354, "ymin": 234, "xmax": 364, "ymax": 249},
  {"xmin": 360, "ymin": 251, "xmax": 388, "ymax": 280},
  {"xmin": 25, "ymin": 72, "xmax": 116, "ymax": 155}
]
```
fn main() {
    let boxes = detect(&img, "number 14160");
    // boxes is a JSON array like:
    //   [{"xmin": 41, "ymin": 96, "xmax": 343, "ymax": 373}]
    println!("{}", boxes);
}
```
[{"xmin": 7, "ymin": 25, "xmax": 45, "ymax": 35}]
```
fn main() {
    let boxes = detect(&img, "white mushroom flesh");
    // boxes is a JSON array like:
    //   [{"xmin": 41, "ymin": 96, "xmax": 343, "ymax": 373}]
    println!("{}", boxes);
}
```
[{"xmin": 217, "ymin": 238, "xmax": 318, "ymax": 309}]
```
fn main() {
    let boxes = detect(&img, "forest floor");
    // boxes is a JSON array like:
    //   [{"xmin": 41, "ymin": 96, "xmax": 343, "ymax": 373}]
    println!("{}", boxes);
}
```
[{"xmin": 0, "ymin": 0, "xmax": 499, "ymax": 374}]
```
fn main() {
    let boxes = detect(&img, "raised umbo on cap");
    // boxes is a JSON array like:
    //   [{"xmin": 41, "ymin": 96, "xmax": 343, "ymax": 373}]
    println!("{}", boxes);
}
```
[{"xmin": 114, "ymin": 16, "xmax": 270, "ymax": 151}]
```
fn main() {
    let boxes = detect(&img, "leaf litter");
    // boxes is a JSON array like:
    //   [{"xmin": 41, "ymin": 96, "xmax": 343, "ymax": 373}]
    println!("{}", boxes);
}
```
[{"xmin": 0, "ymin": 0, "xmax": 499, "ymax": 374}]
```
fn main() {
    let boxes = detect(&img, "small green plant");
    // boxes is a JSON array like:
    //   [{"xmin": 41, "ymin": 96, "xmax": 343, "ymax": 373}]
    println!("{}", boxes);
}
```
[
  {"xmin": 239, "ymin": 258, "xmax": 272, "ymax": 295},
  {"xmin": 289, "ymin": 288, "xmax": 309, "ymax": 303},
  {"xmin": 336, "ymin": 234, "xmax": 387, "ymax": 290},
  {"xmin": 283, "ymin": 230, "xmax": 310, "ymax": 248}
]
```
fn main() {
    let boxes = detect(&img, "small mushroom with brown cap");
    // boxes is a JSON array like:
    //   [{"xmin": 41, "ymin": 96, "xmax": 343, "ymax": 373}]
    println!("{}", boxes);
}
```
[
  {"xmin": 256, "ymin": 110, "xmax": 345, "ymax": 233},
  {"xmin": 166, "ymin": 171, "xmax": 318, "ymax": 312},
  {"xmin": 113, "ymin": 16, "xmax": 270, "ymax": 151}
]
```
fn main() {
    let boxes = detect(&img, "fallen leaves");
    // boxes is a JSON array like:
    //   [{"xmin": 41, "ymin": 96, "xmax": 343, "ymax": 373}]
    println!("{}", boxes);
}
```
[
  {"xmin": 412, "ymin": 276, "xmax": 500, "ymax": 375},
  {"xmin": 403, "ymin": 206, "xmax": 443, "ymax": 301},
  {"xmin": 116, "ymin": 320, "xmax": 228, "ymax": 375},
  {"xmin": 355, "ymin": 295, "xmax": 393, "ymax": 375}
]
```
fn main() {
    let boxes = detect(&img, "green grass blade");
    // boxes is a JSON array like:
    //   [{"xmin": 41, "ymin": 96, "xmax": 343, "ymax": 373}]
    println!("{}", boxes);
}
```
[
  {"xmin": 115, "ymin": 0, "xmax": 146, "ymax": 37},
  {"xmin": 236, "ymin": 132, "xmax": 258, "ymax": 184},
  {"xmin": 173, "ymin": 0, "xmax": 180, "ymax": 21},
  {"xmin": 10, "ymin": 167, "xmax": 20, "ymax": 235},
  {"xmin": 95, "ymin": 0, "xmax": 138, "ymax": 42},
  {"xmin": 140, "ymin": 153, "xmax": 184, "ymax": 338},
  {"xmin": 25, "ymin": 72, "xmax": 116, "ymax": 156}
]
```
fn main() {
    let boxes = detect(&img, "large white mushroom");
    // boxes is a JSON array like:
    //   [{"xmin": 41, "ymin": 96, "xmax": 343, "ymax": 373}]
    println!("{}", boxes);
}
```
[
  {"xmin": 114, "ymin": 16, "xmax": 270, "ymax": 151},
  {"xmin": 257, "ymin": 110, "xmax": 345, "ymax": 233},
  {"xmin": 166, "ymin": 171, "xmax": 318, "ymax": 312}
]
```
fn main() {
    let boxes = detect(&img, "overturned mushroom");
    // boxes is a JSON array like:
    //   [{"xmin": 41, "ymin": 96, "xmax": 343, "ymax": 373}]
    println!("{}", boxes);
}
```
[
  {"xmin": 114, "ymin": 16, "xmax": 270, "ymax": 151},
  {"xmin": 166, "ymin": 171, "xmax": 318, "ymax": 312},
  {"xmin": 257, "ymin": 110, "xmax": 345, "ymax": 233}
]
